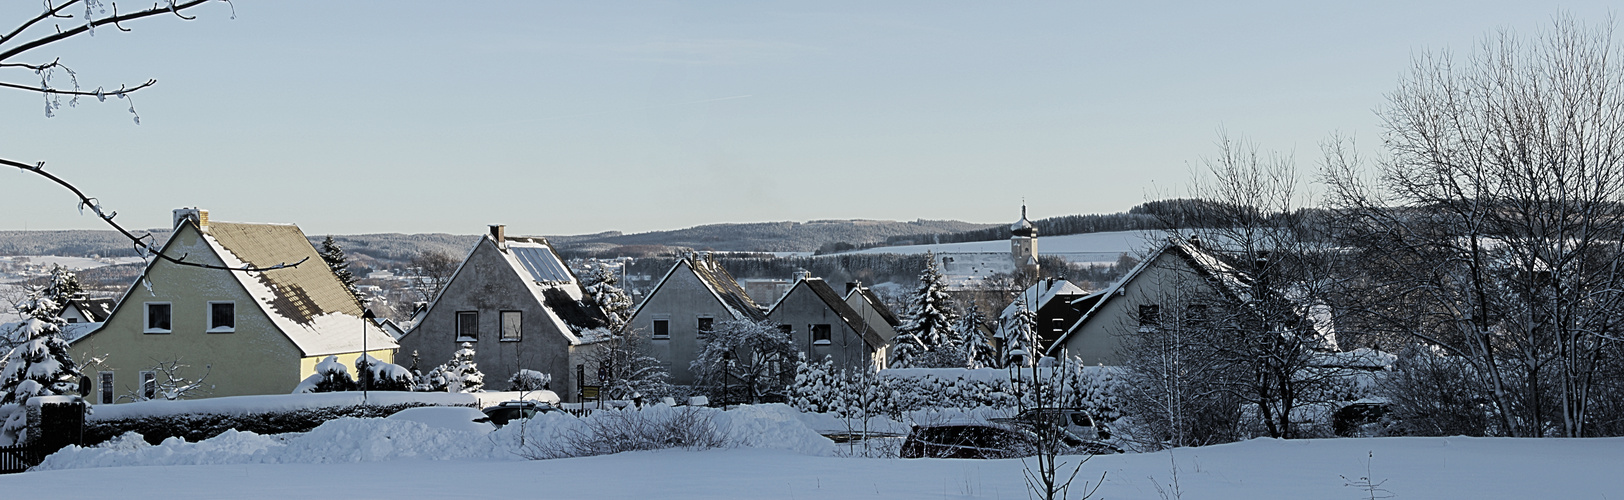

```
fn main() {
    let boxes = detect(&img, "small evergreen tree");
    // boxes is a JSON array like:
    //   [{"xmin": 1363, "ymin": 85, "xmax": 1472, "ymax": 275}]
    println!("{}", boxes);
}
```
[
  {"xmin": 580, "ymin": 264, "xmax": 633, "ymax": 332},
  {"xmin": 0, "ymin": 266, "xmax": 87, "ymax": 443},
  {"xmin": 959, "ymin": 304, "xmax": 1000, "ymax": 369},
  {"xmin": 1001, "ymin": 302, "xmax": 1039, "ymax": 367},
  {"xmin": 438, "ymin": 343, "xmax": 484, "ymax": 393},
  {"xmin": 319, "ymin": 236, "xmax": 359, "ymax": 298},
  {"xmin": 891, "ymin": 253, "xmax": 964, "ymax": 368}
]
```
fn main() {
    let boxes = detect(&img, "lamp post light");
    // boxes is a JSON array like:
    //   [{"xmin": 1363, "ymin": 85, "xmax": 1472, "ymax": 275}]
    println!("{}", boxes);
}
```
[
  {"xmin": 721, "ymin": 350, "xmax": 735, "ymax": 411},
  {"xmin": 361, "ymin": 308, "xmax": 375, "ymax": 406}
]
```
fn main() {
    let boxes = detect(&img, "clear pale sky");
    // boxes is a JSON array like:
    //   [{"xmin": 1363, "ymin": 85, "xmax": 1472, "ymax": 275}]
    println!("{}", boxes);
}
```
[{"xmin": 0, "ymin": 1, "xmax": 1616, "ymax": 236}]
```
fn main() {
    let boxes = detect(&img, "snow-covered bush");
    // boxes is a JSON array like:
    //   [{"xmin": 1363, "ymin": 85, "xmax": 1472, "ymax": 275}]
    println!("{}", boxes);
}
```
[
  {"xmin": 507, "ymin": 369, "xmax": 551, "ymax": 392},
  {"xmin": 355, "ymin": 355, "xmax": 415, "ymax": 392},
  {"xmin": 293, "ymin": 356, "xmax": 356, "ymax": 393},
  {"xmin": 691, "ymin": 319, "xmax": 797, "ymax": 404},
  {"xmin": 439, "ymin": 343, "xmax": 484, "ymax": 393},
  {"xmin": 82, "ymin": 401, "xmax": 462, "ymax": 446}
]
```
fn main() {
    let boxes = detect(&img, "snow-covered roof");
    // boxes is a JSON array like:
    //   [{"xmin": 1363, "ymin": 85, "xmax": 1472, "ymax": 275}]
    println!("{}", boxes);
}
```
[
  {"xmin": 489, "ymin": 236, "xmax": 608, "ymax": 343},
  {"xmin": 999, "ymin": 279, "xmax": 1088, "ymax": 320},
  {"xmin": 1044, "ymin": 235, "xmax": 1256, "ymax": 357},
  {"xmin": 203, "ymin": 221, "xmax": 399, "ymax": 357},
  {"xmin": 1, "ymin": 320, "xmax": 100, "ymax": 344}
]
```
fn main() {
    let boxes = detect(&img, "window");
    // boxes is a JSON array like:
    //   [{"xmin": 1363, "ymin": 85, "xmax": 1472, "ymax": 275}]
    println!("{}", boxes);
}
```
[
  {"xmin": 812, "ymin": 324, "xmax": 832, "ymax": 345},
  {"xmin": 207, "ymin": 301, "xmax": 235, "ymax": 333},
  {"xmin": 99, "ymin": 372, "xmax": 114, "ymax": 405},
  {"xmin": 1138, "ymin": 304, "xmax": 1160, "ymax": 326},
  {"xmin": 778, "ymin": 324, "xmax": 793, "ymax": 337},
  {"xmin": 697, "ymin": 316, "xmax": 714, "ymax": 334},
  {"xmin": 456, "ymin": 311, "xmax": 478, "ymax": 342},
  {"xmin": 652, "ymin": 319, "xmax": 670, "ymax": 339},
  {"xmin": 140, "ymin": 371, "xmax": 157, "ymax": 400},
  {"xmin": 1052, "ymin": 318, "xmax": 1065, "ymax": 335},
  {"xmin": 144, "ymin": 302, "xmax": 172, "ymax": 333},
  {"xmin": 500, "ymin": 311, "xmax": 522, "ymax": 341}
]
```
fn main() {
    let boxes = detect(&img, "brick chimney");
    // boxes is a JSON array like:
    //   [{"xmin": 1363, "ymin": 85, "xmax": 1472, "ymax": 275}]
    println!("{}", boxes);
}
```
[
  {"xmin": 490, "ymin": 224, "xmax": 506, "ymax": 249},
  {"xmin": 173, "ymin": 208, "xmax": 208, "ymax": 229}
]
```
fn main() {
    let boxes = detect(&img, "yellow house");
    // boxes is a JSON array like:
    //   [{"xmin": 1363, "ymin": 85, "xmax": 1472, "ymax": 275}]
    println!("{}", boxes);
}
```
[{"xmin": 74, "ymin": 208, "xmax": 398, "ymax": 403}]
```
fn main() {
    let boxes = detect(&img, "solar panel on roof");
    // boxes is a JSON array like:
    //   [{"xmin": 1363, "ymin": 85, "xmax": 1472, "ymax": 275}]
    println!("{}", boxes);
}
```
[{"xmin": 512, "ymin": 246, "xmax": 573, "ymax": 283}]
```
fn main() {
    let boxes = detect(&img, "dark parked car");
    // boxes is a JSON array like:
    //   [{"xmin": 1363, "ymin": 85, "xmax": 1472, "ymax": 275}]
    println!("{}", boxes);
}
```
[
  {"xmin": 901, "ymin": 423, "xmax": 1038, "ymax": 459},
  {"xmin": 901, "ymin": 421, "xmax": 1122, "ymax": 459},
  {"xmin": 481, "ymin": 400, "xmax": 555, "ymax": 427}
]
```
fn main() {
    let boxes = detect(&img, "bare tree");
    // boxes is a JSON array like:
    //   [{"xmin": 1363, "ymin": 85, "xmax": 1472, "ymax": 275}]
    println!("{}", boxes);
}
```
[
  {"xmin": 2, "ymin": 1, "xmax": 299, "ymax": 273},
  {"xmin": 1325, "ymin": 16, "xmax": 1624, "ymax": 437},
  {"xmin": 406, "ymin": 250, "xmax": 459, "ymax": 303},
  {"xmin": 121, "ymin": 358, "xmax": 212, "ymax": 402}
]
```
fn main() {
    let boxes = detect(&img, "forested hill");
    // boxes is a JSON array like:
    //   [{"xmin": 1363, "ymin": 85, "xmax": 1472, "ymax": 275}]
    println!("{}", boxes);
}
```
[
  {"xmin": 0, "ymin": 219, "xmax": 994, "ymax": 260},
  {"xmin": 869, "ymin": 199, "xmax": 1240, "ymax": 249}
]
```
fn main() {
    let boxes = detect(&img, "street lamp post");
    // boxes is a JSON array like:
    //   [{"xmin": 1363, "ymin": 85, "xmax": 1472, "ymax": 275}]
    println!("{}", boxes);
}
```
[
  {"xmin": 361, "ymin": 308, "xmax": 375, "ymax": 405},
  {"xmin": 721, "ymin": 350, "xmax": 735, "ymax": 410}
]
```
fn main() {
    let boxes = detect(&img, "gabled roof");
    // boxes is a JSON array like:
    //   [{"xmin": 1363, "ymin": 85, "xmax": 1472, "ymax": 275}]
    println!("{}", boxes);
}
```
[
  {"xmin": 999, "ymin": 279, "xmax": 1088, "ymax": 320},
  {"xmin": 67, "ymin": 297, "xmax": 116, "ymax": 323},
  {"xmin": 769, "ymin": 277, "xmax": 885, "ymax": 349},
  {"xmin": 845, "ymin": 286, "xmax": 901, "ymax": 328},
  {"xmin": 414, "ymin": 233, "xmax": 609, "ymax": 345},
  {"xmin": 632, "ymin": 254, "xmax": 766, "ymax": 322},
  {"xmin": 85, "ymin": 220, "xmax": 398, "ymax": 357},
  {"xmin": 1044, "ymin": 236, "xmax": 1253, "ymax": 356}
]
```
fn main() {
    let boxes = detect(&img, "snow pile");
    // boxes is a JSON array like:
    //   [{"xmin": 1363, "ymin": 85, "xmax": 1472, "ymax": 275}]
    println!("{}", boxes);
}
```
[
  {"xmin": 43, "ymin": 404, "xmax": 833, "ymax": 471},
  {"xmin": 38, "ymin": 417, "xmax": 498, "ymax": 470},
  {"xmin": 89, "ymin": 392, "xmax": 477, "ymax": 421}
]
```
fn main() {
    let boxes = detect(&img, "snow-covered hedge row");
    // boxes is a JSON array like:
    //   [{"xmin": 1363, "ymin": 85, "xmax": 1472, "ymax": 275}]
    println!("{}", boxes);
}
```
[
  {"xmin": 789, "ymin": 356, "xmax": 1126, "ymax": 421},
  {"xmin": 84, "ymin": 392, "xmax": 478, "ymax": 446}
]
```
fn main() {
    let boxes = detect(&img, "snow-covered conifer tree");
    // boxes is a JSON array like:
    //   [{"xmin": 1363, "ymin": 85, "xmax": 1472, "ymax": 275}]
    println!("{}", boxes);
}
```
[
  {"xmin": 958, "ymin": 304, "xmax": 999, "ymax": 369},
  {"xmin": 891, "ymin": 253, "xmax": 964, "ymax": 368},
  {"xmin": 0, "ymin": 265, "xmax": 87, "ymax": 444},
  {"xmin": 355, "ymin": 354, "xmax": 415, "ymax": 392},
  {"xmin": 580, "ymin": 264, "xmax": 633, "ymax": 332},
  {"xmin": 1001, "ymin": 302, "xmax": 1038, "ymax": 368},
  {"xmin": 319, "ymin": 236, "xmax": 359, "ymax": 298},
  {"xmin": 438, "ymin": 343, "xmax": 484, "ymax": 393}
]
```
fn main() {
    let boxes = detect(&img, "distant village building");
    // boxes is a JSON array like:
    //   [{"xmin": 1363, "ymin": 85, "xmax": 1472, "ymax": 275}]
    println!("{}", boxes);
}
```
[
  {"xmin": 1011, "ymin": 204, "xmax": 1039, "ymax": 276},
  {"xmin": 626, "ymin": 253, "xmax": 766, "ymax": 385},
  {"xmin": 996, "ymin": 278, "xmax": 1090, "ymax": 357},
  {"xmin": 397, "ymin": 225, "xmax": 610, "ymax": 402},
  {"xmin": 74, "ymin": 208, "xmax": 397, "ymax": 403}
]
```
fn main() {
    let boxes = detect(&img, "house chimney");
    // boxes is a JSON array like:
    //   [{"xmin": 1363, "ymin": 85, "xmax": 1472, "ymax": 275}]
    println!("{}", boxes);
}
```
[
  {"xmin": 846, "ymin": 281, "xmax": 862, "ymax": 296},
  {"xmin": 490, "ymin": 224, "xmax": 506, "ymax": 249},
  {"xmin": 172, "ymin": 208, "xmax": 208, "ymax": 229},
  {"xmin": 794, "ymin": 269, "xmax": 811, "ymax": 282}
]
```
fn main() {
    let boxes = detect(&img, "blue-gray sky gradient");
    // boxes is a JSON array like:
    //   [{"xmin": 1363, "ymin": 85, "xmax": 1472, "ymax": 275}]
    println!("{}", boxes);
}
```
[{"xmin": 1, "ymin": 1, "xmax": 1615, "ymax": 236}]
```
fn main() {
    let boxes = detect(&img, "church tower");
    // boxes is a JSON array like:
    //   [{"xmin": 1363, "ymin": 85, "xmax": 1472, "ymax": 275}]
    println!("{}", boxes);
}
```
[{"xmin": 1011, "ymin": 204, "xmax": 1039, "ymax": 276}]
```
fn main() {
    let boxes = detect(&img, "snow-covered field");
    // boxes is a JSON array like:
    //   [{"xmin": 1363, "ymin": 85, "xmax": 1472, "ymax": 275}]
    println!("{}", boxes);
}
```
[
  {"xmin": 2, "ymin": 404, "xmax": 1617, "ymax": 499},
  {"xmin": 848, "ymin": 230, "xmax": 1162, "ymax": 266}
]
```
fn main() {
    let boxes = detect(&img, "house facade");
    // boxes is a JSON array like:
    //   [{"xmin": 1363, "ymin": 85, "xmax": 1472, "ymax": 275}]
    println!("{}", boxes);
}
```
[
  {"xmin": 843, "ymin": 283, "xmax": 900, "ymax": 363},
  {"xmin": 1045, "ymin": 236, "xmax": 1246, "ymax": 365},
  {"xmin": 625, "ymin": 254, "xmax": 766, "ymax": 386},
  {"xmin": 997, "ymin": 278, "xmax": 1091, "ymax": 357},
  {"xmin": 74, "ymin": 208, "xmax": 397, "ymax": 404},
  {"xmin": 766, "ymin": 276, "xmax": 885, "ymax": 371},
  {"xmin": 397, "ymin": 225, "xmax": 609, "ymax": 402}
]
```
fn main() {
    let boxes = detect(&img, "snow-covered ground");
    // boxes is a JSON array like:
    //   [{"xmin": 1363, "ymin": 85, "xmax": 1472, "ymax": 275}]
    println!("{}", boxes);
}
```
[
  {"xmin": 0, "ymin": 255, "xmax": 144, "ymax": 284},
  {"xmin": 5, "ymin": 436, "xmax": 1618, "ymax": 499},
  {"xmin": 3, "ymin": 403, "xmax": 1618, "ymax": 499},
  {"xmin": 848, "ymin": 230, "xmax": 1163, "ymax": 266}
]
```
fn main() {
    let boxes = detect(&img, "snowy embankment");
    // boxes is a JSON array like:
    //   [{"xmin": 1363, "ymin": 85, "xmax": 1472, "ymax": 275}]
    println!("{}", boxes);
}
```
[
  {"xmin": 10, "ymin": 435, "xmax": 1623, "ymax": 499},
  {"xmin": 41, "ymin": 404, "xmax": 829, "ymax": 470}
]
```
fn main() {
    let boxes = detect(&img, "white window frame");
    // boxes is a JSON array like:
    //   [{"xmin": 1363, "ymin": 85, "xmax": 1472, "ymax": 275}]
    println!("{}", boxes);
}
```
[
  {"xmin": 140, "ymin": 370, "xmax": 157, "ymax": 400},
  {"xmin": 456, "ymin": 311, "xmax": 478, "ymax": 342},
  {"xmin": 206, "ymin": 301, "xmax": 236, "ymax": 333},
  {"xmin": 99, "ymin": 371, "xmax": 115, "ymax": 405},
  {"xmin": 144, "ymin": 302, "xmax": 172, "ymax": 334},
  {"xmin": 500, "ymin": 310, "xmax": 522, "ymax": 342}
]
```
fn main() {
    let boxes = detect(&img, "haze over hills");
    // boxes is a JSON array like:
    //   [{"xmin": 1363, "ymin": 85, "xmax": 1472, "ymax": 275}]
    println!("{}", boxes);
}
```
[{"xmin": 0, "ymin": 218, "xmax": 998, "ymax": 264}]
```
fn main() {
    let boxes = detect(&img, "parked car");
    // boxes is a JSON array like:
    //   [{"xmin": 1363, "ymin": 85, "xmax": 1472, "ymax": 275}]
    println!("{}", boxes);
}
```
[
  {"xmin": 901, "ymin": 423, "xmax": 1038, "ymax": 459},
  {"xmin": 901, "ymin": 421, "xmax": 1120, "ymax": 459},
  {"xmin": 481, "ymin": 400, "xmax": 555, "ymax": 427},
  {"xmin": 998, "ymin": 407, "xmax": 1110, "ymax": 440},
  {"xmin": 386, "ymin": 406, "xmax": 496, "ymax": 433}
]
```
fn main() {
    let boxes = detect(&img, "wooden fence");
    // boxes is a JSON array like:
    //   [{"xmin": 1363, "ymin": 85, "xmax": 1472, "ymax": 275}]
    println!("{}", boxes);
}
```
[{"xmin": 0, "ymin": 442, "xmax": 43, "ymax": 474}]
